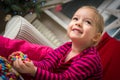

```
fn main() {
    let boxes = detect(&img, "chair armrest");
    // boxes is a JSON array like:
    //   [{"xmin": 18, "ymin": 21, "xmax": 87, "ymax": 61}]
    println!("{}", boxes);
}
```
[{"xmin": 3, "ymin": 15, "xmax": 55, "ymax": 47}]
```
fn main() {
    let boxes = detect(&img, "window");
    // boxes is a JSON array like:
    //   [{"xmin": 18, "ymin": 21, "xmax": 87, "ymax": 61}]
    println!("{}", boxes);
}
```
[{"xmin": 61, "ymin": 0, "xmax": 104, "ymax": 18}]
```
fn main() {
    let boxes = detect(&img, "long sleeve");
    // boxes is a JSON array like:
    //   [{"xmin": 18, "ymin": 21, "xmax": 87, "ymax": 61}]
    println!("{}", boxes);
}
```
[
  {"xmin": 33, "ymin": 42, "xmax": 71, "ymax": 71},
  {"xmin": 33, "ymin": 43, "xmax": 102, "ymax": 80},
  {"xmin": 0, "ymin": 35, "xmax": 53, "ymax": 61},
  {"xmin": 34, "ymin": 52, "xmax": 102, "ymax": 80}
]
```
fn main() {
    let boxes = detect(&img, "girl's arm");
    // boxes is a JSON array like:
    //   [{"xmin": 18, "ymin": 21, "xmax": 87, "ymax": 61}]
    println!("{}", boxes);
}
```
[
  {"xmin": 34, "ymin": 53, "xmax": 102, "ymax": 80},
  {"xmin": 12, "ymin": 41, "xmax": 102, "ymax": 80}
]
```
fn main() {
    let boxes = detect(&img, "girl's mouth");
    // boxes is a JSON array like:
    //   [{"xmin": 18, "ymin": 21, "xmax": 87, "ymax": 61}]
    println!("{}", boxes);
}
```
[{"xmin": 72, "ymin": 28, "xmax": 83, "ymax": 34}]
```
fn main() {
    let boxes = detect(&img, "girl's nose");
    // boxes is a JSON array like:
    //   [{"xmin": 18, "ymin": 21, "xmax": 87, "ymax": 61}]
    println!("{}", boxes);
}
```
[{"xmin": 75, "ymin": 19, "xmax": 82, "ymax": 27}]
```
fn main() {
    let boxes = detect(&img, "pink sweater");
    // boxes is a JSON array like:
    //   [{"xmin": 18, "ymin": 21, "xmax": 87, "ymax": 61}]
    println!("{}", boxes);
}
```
[{"xmin": 0, "ymin": 36, "xmax": 102, "ymax": 80}]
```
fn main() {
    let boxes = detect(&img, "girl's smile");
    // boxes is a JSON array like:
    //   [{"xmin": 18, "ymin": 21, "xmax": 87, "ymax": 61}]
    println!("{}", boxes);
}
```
[{"xmin": 72, "ymin": 27, "xmax": 83, "ymax": 35}]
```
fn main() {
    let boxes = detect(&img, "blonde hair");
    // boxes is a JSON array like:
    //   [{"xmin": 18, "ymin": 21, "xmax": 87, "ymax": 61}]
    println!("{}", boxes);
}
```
[{"xmin": 79, "ymin": 6, "xmax": 104, "ymax": 34}]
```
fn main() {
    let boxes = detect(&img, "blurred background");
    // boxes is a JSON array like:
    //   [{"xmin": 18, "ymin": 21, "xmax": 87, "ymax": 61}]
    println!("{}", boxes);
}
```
[{"xmin": 0, "ymin": 0, "xmax": 120, "ymax": 41}]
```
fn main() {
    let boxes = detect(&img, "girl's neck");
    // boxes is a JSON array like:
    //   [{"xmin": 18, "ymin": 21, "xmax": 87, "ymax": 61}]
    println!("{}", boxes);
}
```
[
  {"xmin": 64, "ymin": 42, "xmax": 90, "ymax": 62},
  {"xmin": 64, "ymin": 43, "xmax": 85, "ymax": 62},
  {"xmin": 71, "ymin": 42, "xmax": 87, "ymax": 54}
]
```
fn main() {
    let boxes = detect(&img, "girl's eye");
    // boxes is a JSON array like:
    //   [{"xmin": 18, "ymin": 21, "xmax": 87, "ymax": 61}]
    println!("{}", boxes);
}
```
[
  {"xmin": 85, "ymin": 20, "xmax": 92, "ymax": 25},
  {"xmin": 72, "ymin": 17, "xmax": 78, "ymax": 21}
]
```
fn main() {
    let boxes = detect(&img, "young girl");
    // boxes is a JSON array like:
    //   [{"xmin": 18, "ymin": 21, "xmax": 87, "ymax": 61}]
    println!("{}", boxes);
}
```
[{"xmin": 0, "ymin": 6, "xmax": 104, "ymax": 80}]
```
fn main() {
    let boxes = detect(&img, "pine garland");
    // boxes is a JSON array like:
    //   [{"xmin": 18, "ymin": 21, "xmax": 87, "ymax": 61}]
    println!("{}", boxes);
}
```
[{"xmin": 0, "ymin": 0, "xmax": 46, "ymax": 16}]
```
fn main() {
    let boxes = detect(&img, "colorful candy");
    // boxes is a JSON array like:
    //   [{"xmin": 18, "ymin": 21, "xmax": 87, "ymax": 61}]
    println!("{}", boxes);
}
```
[
  {"xmin": 0, "ymin": 56, "xmax": 24, "ymax": 80},
  {"xmin": 9, "ymin": 51, "xmax": 30, "ymax": 63}
]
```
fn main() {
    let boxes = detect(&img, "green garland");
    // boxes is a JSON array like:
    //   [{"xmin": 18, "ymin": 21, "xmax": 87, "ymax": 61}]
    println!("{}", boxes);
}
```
[{"xmin": 0, "ymin": 0, "xmax": 46, "ymax": 16}]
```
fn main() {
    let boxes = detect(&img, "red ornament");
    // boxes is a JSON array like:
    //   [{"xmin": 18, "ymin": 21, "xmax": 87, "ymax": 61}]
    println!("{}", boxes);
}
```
[{"xmin": 55, "ymin": 4, "xmax": 62, "ymax": 12}]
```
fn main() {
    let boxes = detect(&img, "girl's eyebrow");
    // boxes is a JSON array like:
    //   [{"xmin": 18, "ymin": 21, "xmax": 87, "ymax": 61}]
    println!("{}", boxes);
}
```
[
  {"xmin": 72, "ymin": 14, "xmax": 95, "ymax": 23},
  {"xmin": 85, "ymin": 17, "xmax": 94, "ymax": 23}
]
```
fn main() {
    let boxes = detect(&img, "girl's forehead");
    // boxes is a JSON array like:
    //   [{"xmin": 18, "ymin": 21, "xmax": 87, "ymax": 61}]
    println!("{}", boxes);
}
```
[
  {"xmin": 74, "ymin": 8, "xmax": 97, "ymax": 21},
  {"xmin": 75, "ymin": 8, "xmax": 95, "ymax": 16}
]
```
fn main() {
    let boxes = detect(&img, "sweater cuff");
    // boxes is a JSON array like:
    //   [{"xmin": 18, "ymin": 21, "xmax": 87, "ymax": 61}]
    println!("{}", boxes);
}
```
[
  {"xmin": 32, "ymin": 67, "xmax": 39, "ymax": 80},
  {"xmin": 32, "ymin": 60, "xmax": 38, "ymax": 67}
]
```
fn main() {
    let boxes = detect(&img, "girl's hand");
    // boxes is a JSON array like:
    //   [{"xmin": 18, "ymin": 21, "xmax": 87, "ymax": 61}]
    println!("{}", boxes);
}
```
[{"xmin": 13, "ymin": 58, "xmax": 37, "ymax": 77}]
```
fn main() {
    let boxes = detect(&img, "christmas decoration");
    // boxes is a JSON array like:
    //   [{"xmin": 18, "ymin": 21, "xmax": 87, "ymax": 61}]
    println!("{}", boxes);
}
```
[
  {"xmin": 55, "ymin": 4, "xmax": 62, "ymax": 12},
  {"xmin": 0, "ymin": 0, "xmax": 46, "ymax": 16}
]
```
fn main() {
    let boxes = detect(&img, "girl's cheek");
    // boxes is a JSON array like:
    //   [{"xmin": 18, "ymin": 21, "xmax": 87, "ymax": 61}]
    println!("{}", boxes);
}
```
[
  {"xmin": 68, "ymin": 23, "xmax": 73, "ymax": 29},
  {"xmin": 67, "ymin": 25, "xmax": 71, "ymax": 30}
]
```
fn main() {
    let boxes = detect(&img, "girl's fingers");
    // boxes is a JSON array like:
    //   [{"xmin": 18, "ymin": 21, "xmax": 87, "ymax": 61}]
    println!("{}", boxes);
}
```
[
  {"xmin": 18, "ymin": 59, "xmax": 28, "ymax": 70},
  {"xmin": 13, "ymin": 59, "xmax": 19, "ymax": 68},
  {"xmin": 24, "ymin": 61, "xmax": 33, "ymax": 67},
  {"xmin": 24, "ymin": 61, "xmax": 37, "ymax": 76},
  {"xmin": 13, "ymin": 59, "xmax": 26, "ymax": 72},
  {"xmin": 13, "ymin": 59, "xmax": 35, "ymax": 74}
]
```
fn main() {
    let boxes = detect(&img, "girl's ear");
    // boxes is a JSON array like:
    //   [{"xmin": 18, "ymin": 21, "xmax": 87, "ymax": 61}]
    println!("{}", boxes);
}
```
[{"xmin": 92, "ymin": 33, "xmax": 101, "ymax": 45}]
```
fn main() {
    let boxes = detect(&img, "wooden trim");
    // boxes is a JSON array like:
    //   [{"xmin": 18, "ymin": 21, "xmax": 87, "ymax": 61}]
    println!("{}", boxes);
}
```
[{"xmin": 44, "ymin": 9, "xmax": 69, "ymax": 30}]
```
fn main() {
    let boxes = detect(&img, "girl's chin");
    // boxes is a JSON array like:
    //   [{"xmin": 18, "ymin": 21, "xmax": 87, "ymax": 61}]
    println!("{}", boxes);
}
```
[
  {"xmin": 69, "ymin": 34, "xmax": 80, "ymax": 38},
  {"xmin": 69, "ymin": 36, "xmax": 80, "ymax": 40}
]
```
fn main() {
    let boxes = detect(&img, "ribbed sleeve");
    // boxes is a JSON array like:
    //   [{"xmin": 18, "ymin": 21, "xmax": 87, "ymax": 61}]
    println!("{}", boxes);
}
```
[{"xmin": 34, "ymin": 42, "xmax": 102, "ymax": 80}]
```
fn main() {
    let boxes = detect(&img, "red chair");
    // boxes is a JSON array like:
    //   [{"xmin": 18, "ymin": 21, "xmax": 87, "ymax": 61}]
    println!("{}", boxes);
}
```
[{"xmin": 97, "ymin": 32, "xmax": 120, "ymax": 80}]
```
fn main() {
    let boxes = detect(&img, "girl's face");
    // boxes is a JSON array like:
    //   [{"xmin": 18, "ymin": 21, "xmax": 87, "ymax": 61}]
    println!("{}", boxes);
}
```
[{"xmin": 67, "ymin": 7, "xmax": 99, "ymax": 46}]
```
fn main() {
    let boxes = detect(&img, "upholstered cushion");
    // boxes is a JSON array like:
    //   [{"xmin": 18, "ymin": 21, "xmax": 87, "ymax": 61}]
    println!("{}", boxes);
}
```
[
  {"xmin": 96, "ymin": 32, "xmax": 120, "ymax": 80},
  {"xmin": 4, "ymin": 15, "xmax": 56, "ymax": 47}
]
